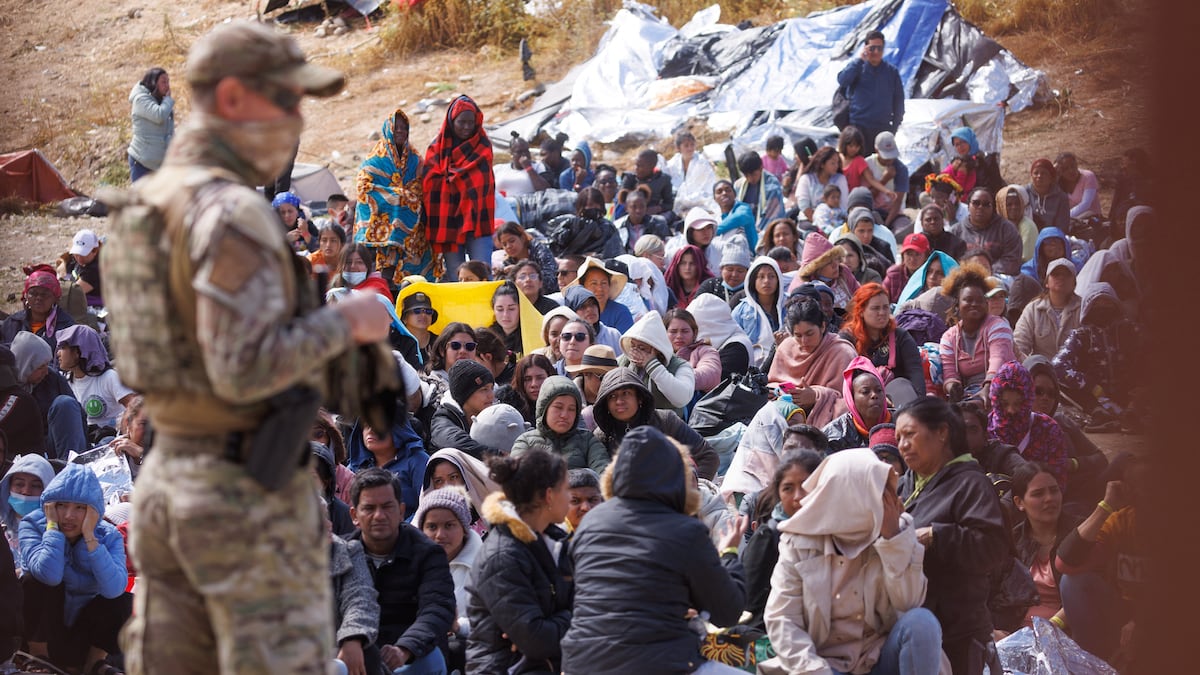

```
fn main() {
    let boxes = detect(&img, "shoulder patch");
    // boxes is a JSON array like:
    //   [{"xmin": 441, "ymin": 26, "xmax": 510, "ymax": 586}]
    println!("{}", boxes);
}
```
[{"xmin": 208, "ymin": 228, "xmax": 266, "ymax": 294}]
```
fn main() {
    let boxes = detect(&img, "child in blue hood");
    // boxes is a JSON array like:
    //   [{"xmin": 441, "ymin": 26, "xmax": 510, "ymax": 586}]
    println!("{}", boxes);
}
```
[
  {"xmin": 18, "ymin": 463, "xmax": 130, "ymax": 673},
  {"xmin": 1, "ymin": 454, "xmax": 55, "ymax": 571}
]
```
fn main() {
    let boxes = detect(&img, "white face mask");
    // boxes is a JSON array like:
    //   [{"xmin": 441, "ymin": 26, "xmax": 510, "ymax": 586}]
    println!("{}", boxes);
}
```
[{"xmin": 342, "ymin": 271, "xmax": 367, "ymax": 286}]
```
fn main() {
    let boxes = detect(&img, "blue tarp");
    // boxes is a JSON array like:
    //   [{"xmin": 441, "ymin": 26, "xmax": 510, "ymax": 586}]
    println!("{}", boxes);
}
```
[
  {"xmin": 709, "ymin": 0, "xmax": 946, "ymax": 113},
  {"xmin": 489, "ymin": 0, "xmax": 1043, "ymax": 161}
]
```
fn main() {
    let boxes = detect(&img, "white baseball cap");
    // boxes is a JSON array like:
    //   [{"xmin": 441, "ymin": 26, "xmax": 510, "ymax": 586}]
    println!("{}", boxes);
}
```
[
  {"xmin": 684, "ymin": 206, "xmax": 718, "ymax": 230},
  {"xmin": 69, "ymin": 229, "xmax": 99, "ymax": 256},
  {"xmin": 874, "ymin": 131, "xmax": 899, "ymax": 160}
]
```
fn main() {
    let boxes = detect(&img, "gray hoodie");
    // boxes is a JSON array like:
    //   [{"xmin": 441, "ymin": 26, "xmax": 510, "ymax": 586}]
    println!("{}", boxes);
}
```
[{"xmin": 1, "ymin": 454, "xmax": 55, "ymax": 564}]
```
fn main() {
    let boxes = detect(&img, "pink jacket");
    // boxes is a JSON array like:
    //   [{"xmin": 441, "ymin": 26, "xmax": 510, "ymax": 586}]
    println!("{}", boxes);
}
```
[
  {"xmin": 938, "ymin": 314, "xmax": 1014, "ymax": 388},
  {"xmin": 677, "ymin": 341, "xmax": 722, "ymax": 393}
]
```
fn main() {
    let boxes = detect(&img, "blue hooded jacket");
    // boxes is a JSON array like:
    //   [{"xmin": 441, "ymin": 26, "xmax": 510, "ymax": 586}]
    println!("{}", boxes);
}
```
[
  {"xmin": 558, "ymin": 141, "xmax": 594, "ymax": 191},
  {"xmin": 897, "ymin": 251, "xmax": 960, "ymax": 305},
  {"xmin": 950, "ymin": 127, "xmax": 980, "ymax": 156},
  {"xmin": 1020, "ymin": 226, "xmax": 1083, "ymax": 280},
  {"xmin": 18, "ymin": 463, "xmax": 127, "ymax": 625},
  {"xmin": 347, "ymin": 417, "xmax": 429, "ymax": 521}
]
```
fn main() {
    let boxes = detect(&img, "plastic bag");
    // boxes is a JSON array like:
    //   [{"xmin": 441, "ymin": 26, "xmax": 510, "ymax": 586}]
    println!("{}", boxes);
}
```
[
  {"xmin": 996, "ymin": 616, "xmax": 1119, "ymax": 675},
  {"xmin": 70, "ymin": 444, "xmax": 134, "ymax": 507}
]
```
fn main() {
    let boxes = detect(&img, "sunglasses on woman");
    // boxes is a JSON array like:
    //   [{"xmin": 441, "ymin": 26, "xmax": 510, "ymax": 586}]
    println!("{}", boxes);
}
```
[
  {"xmin": 407, "ymin": 307, "xmax": 435, "ymax": 316},
  {"xmin": 449, "ymin": 341, "xmax": 477, "ymax": 351},
  {"xmin": 560, "ymin": 332, "xmax": 588, "ymax": 342}
]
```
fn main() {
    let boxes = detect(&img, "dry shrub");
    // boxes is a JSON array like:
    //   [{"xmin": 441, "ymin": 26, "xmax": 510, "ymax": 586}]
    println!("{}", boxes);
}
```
[
  {"xmin": 376, "ymin": 0, "xmax": 531, "ymax": 57},
  {"xmin": 955, "ymin": 0, "xmax": 1123, "ymax": 37},
  {"xmin": 0, "ymin": 196, "xmax": 35, "ymax": 217},
  {"xmin": 132, "ymin": 13, "xmax": 192, "ymax": 71},
  {"xmin": 654, "ymin": 0, "xmax": 791, "ymax": 26}
]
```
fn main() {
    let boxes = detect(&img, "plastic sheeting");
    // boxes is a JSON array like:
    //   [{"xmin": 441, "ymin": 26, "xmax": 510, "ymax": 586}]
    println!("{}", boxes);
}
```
[
  {"xmin": 996, "ymin": 617, "xmax": 1119, "ymax": 675},
  {"xmin": 709, "ymin": 0, "xmax": 946, "ymax": 116},
  {"xmin": 724, "ymin": 98, "xmax": 1003, "ymax": 177},
  {"xmin": 488, "ymin": 0, "xmax": 1044, "ymax": 161}
]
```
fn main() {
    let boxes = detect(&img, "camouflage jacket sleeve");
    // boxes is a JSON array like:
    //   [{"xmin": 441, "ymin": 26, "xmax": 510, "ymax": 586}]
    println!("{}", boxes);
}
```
[{"xmin": 189, "ymin": 185, "xmax": 353, "ymax": 404}]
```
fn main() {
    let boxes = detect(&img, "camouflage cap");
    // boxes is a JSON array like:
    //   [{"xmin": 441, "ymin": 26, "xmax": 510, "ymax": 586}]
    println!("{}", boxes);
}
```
[{"xmin": 186, "ymin": 20, "xmax": 344, "ymax": 97}]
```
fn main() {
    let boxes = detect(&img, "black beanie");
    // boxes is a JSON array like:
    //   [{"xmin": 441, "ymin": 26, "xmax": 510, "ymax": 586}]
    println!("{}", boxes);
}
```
[{"xmin": 449, "ymin": 359, "xmax": 495, "ymax": 407}]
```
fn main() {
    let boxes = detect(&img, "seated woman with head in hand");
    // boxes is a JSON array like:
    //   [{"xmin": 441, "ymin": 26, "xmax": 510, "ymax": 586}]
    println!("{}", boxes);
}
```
[
  {"xmin": 762, "ymin": 448, "xmax": 948, "ymax": 675},
  {"xmin": 19, "ymin": 464, "xmax": 131, "ymax": 675}
]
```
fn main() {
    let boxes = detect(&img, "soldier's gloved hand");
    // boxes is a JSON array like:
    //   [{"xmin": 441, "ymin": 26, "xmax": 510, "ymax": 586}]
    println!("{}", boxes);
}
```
[{"xmin": 334, "ymin": 292, "xmax": 391, "ymax": 344}]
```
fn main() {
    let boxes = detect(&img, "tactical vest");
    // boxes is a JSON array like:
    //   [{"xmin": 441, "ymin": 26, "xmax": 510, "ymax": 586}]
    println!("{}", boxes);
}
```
[{"xmin": 99, "ymin": 166, "xmax": 276, "ymax": 433}]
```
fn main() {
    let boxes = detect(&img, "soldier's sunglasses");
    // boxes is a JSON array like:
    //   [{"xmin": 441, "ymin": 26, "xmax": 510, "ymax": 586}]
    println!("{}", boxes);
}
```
[{"xmin": 247, "ymin": 79, "xmax": 303, "ymax": 114}]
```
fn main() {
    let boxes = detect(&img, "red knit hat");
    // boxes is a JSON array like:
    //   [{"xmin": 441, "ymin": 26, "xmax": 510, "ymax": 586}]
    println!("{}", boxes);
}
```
[{"xmin": 22, "ymin": 264, "xmax": 61, "ymax": 301}]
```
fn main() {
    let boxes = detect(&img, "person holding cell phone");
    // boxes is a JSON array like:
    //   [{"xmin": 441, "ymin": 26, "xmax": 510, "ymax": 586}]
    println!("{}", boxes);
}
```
[{"xmin": 836, "ymin": 30, "xmax": 904, "ymax": 156}]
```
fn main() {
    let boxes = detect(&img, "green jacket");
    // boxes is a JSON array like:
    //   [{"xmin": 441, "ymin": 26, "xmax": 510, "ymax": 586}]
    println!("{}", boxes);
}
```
[{"xmin": 511, "ymin": 376, "xmax": 611, "ymax": 473}]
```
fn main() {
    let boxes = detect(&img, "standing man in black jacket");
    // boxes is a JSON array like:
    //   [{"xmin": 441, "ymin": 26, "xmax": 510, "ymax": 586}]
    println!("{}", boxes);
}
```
[
  {"xmin": 836, "ymin": 30, "xmax": 904, "ymax": 155},
  {"xmin": 348, "ymin": 469, "xmax": 455, "ymax": 674}
]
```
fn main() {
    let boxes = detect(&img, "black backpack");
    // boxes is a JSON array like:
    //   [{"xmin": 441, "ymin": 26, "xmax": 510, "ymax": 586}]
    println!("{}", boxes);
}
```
[{"xmin": 832, "ymin": 86, "xmax": 851, "ymax": 130}]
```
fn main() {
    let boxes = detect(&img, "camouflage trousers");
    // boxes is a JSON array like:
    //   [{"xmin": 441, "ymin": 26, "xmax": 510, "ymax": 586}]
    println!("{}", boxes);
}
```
[{"xmin": 120, "ymin": 434, "xmax": 333, "ymax": 674}]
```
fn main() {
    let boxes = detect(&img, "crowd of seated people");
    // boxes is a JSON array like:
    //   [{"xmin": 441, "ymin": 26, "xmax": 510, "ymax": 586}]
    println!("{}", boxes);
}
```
[{"xmin": 0, "ymin": 77, "xmax": 1153, "ymax": 675}]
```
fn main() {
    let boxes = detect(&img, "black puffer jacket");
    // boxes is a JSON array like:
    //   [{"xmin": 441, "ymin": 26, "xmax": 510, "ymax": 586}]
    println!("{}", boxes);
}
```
[
  {"xmin": 899, "ymin": 457, "xmax": 1008, "ymax": 644},
  {"xmin": 821, "ymin": 412, "xmax": 870, "ymax": 453},
  {"xmin": 466, "ymin": 493, "xmax": 573, "ymax": 675},
  {"xmin": 544, "ymin": 213, "xmax": 623, "ymax": 259},
  {"xmin": 562, "ymin": 426, "xmax": 745, "ymax": 675},
  {"xmin": 591, "ymin": 367, "xmax": 719, "ymax": 480},
  {"xmin": 347, "ymin": 523, "xmax": 455, "ymax": 659}
]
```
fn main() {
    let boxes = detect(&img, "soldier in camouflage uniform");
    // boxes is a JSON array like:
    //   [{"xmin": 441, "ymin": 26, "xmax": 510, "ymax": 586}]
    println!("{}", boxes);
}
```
[{"xmin": 99, "ymin": 21, "xmax": 392, "ymax": 675}]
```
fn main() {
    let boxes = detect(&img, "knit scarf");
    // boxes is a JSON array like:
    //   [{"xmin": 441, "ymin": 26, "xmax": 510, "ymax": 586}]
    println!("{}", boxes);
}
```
[{"xmin": 422, "ymin": 96, "xmax": 495, "ymax": 253}]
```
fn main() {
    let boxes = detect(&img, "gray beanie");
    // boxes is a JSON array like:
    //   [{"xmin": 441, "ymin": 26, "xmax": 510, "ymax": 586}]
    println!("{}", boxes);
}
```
[
  {"xmin": 720, "ymin": 242, "xmax": 752, "ymax": 269},
  {"xmin": 470, "ymin": 403, "xmax": 527, "ymax": 451},
  {"xmin": 848, "ymin": 206, "xmax": 876, "ymax": 229},
  {"xmin": 847, "ymin": 186, "xmax": 874, "ymax": 212},
  {"xmin": 412, "ymin": 486, "xmax": 472, "ymax": 531}
]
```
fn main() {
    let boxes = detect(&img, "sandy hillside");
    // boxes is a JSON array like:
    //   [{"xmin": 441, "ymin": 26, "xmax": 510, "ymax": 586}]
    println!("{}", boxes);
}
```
[{"xmin": 0, "ymin": 0, "xmax": 1152, "ymax": 314}]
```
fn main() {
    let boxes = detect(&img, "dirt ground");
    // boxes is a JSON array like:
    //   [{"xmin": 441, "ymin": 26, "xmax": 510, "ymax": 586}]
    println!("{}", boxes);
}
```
[{"xmin": 0, "ymin": 1, "xmax": 1151, "ymax": 299}]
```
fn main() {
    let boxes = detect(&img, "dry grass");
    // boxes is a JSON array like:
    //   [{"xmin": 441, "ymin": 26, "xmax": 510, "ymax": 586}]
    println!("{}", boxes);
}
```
[
  {"xmin": 956, "ymin": 0, "xmax": 1126, "ymax": 37},
  {"xmin": 0, "ymin": 196, "xmax": 35, "ymax": 217},
  {"xmin": 374, "ymin": 0, "xmax": 531, "ymax": 58}
]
